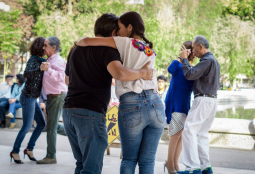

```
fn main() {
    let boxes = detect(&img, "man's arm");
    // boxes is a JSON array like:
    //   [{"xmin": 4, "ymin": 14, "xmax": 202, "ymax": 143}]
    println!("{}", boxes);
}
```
[
  {"xmin": 182, "ymin": 58, "xmax": 211, "ymax": 80},
  {"xmin": 107, "ymin": 61, "xmax": 153, "ymax": 81},
  {"xmin": 76, "ymin": 37, "xmax": 117, "ymax": 49},
  {"xmin": 41, "ymin": 61, "xmax": 66, "ymax": 82},
  {"xmin": 65, "ymin": 75, "xmax": 69, "ymax": 86}
]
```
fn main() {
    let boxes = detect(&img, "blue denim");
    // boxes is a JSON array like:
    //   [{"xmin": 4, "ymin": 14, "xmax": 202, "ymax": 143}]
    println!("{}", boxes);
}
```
[
  {"xmin": 12, "ymin": 93, "xmax": 46, "ymax": 153},
  {"xmin": 63, "ymin": 108, "xmax": 108, "ymax": 174},
  {"xmin": 0, "ymin": 98, "xmax": 9, "ymax": 122},
  {"xmin": 118, "ymin": 90, "xmax": 165, "ymax": 174},
  {"xmin": 8, "ymin": 101, "xmax": 22, "ymax": 123}
]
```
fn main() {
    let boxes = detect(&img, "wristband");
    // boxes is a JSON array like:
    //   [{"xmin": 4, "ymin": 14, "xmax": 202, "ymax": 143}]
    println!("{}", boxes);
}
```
[{"xmin": 178, "ymin": 56, "xmax": 183, "ymax": 61}]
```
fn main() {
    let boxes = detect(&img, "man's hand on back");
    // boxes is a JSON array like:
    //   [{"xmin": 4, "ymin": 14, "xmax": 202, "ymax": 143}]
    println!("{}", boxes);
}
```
[{"xmin": 140, "ymin": 61, "xmax": 153, "ymax": 80}]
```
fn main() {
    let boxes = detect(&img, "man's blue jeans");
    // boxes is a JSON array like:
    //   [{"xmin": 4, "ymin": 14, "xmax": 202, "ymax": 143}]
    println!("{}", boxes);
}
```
[
  {"xmin": 118, "ymin": 90, "xmax": 165, "ymax": 174},
  {"xmin": 9, "ymin": 101, "xmax": 22, "ymax": 123},
  {"xmin": 0, "ymin": 98, "xmax": 9, "ymax": 122},
  {"xmin": 63, "ymin": 108, "xmax": 108, "ymax": 174},
  {"xmin": 12, "ymin": 94, "xmax": 46, "ymax": 153}
]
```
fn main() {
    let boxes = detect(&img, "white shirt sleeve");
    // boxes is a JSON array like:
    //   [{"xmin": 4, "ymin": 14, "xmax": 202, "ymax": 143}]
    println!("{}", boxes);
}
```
[{"xmin": 113, "ymin": 37, "xmax": 131, "ymax": 62}]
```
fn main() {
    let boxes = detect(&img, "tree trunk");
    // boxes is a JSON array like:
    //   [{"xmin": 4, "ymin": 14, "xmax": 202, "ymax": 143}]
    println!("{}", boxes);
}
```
[
  {"xmin": 3, "ymin": 58, "xmax": 7, "ymax": 83},
  {"xmin": 68, "ymin": 0, "xmax": 72, "ymax": 15},
  {"xmin": 19, "ymin": 54, "xmax": 24, "ymax": 73}
]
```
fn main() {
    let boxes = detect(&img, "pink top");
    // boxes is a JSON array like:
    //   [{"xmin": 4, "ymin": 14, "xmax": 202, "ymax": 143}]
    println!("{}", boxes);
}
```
[{"xmin": 42, "ymin": 53, "xmax": 67, "ymax": 95}]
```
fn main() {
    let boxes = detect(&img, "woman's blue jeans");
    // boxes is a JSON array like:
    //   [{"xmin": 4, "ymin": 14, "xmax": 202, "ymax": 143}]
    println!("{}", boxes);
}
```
[
  {"xmin": 8, "ymin": 101, "xmax": 22, "ymax": 123},
  {"xmin": 12, "ymin": 93, "xmax": 46, "ymax": 153},
  {"xmin": 118, "ymin": 90, "xmax": 165, "ymax": 174}
]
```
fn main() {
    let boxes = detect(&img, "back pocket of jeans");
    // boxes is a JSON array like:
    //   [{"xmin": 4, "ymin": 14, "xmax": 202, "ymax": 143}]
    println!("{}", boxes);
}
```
[
  {"xmin": 120, "ymin": 106, "xmax": 141, "ymax": 128},
  {"xmin": 152, "ymin": 103, "xmax": 165, "ymax": 123},
  {"xmin": 72, "ymin": 114, "xmax": 95, "ymax": 139}
]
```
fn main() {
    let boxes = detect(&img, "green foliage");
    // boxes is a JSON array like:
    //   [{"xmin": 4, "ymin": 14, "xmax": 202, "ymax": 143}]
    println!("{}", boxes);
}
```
[
  {"xmin": 222, "ymin": 0, "xmax": 255, "ymax": 21},
  {"xmin": 1, "ymin": 0, "xmax": 254, "ymax": 83},
  {"xmin": 0, "ymin": 9, "xmax": 23, "ymax": 58}
]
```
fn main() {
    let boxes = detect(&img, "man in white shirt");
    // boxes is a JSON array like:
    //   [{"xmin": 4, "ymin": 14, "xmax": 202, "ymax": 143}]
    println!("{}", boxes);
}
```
[{"xmin": 0, "ymin": 74, "xmax": 14, "ymax": 128}]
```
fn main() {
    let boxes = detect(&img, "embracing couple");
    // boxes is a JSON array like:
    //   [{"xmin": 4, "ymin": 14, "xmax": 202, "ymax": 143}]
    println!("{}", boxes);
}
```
[{"xmin": 63, "ymin": 12, "xmax": 165, "ymax": 174}]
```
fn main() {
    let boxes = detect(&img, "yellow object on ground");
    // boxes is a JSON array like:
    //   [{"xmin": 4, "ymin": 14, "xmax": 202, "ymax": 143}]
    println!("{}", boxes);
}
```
[{"xmin": 106, "ymin": 106, "xmax": 119, "ymax": 145}]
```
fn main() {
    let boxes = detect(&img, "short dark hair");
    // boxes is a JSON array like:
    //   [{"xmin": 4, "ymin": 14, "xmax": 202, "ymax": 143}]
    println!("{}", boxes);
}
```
[
  {"xmin": 119, "ymin": 11, "xmax": 153, "ymax": 48},
  {"xmin": 16, "ymin": 74, "xmax": 26, "ymax": 86},
  {"xmin": 47, "ymin": 36, "xmax": 62, "ymax": 53},
  {"xmin": 28, "ymin": 37, "xmax": 45, "ymax": 57},
  {"xmin": 94, "ymin": 13, "xmax": 119, "ymax": 37},
  {"xmin": 157, "ymin": 75, "xmax": 166, "ymax": 81}
]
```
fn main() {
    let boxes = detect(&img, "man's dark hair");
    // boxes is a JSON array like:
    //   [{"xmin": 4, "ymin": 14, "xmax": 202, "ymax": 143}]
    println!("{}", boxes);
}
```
[
  {"xmin": 157, "ymin": 75, "xmax": 166, "ymax": 81},
  {"xmin": 16, "ymin": 74, "xmax": 26, "ymax": 86},
  {"xmin": 28, "ymin": 37, "xmax": 45, "ymax": 57},
  {"xmin": 94, "ymin": 13, "xmax": 119, "ymax": 37}
]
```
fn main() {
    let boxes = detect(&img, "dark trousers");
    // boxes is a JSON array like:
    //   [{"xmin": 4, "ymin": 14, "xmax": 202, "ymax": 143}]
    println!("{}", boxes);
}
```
[
  {"xmin": 46, "ymin": 93, "xmax": 66, "ymax": 159},
  {"xmin": 0, "ymin": 98, "xmax": 9, "ymax": 122}
]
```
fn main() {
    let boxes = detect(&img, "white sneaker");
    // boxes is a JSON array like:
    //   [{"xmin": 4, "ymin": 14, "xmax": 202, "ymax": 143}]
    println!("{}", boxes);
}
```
[{"xmin": 6, "ymin": 113, "xmax": 14, "ymax": 118}]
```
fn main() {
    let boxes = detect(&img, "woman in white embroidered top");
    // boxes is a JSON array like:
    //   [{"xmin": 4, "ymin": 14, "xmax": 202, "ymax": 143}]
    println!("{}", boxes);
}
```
[{"xmin": 74, "ymin": 11, "xmax": 165, "ymax": 174}]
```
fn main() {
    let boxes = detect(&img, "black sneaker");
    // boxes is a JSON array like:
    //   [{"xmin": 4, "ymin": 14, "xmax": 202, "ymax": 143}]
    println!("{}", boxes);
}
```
[{"xmin": 0, "ymin": 123, "xmax": 5, "ymax": 128}]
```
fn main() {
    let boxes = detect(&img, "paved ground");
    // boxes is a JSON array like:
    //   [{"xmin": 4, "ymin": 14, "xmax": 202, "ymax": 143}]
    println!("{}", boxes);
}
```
[{"xmin": 0, "ymin": 128, "xmax": 255, "ymax": 174}]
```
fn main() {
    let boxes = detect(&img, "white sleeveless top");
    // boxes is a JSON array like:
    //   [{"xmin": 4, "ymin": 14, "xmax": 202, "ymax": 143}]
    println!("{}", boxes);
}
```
[{"xmin": 113, "ymin": 37, "xmax": 157, "ymax": 99}]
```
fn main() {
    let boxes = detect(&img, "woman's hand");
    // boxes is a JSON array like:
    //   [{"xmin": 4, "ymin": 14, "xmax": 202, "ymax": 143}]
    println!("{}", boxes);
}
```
[{"xmin": 179, "ymin": 45, "xmax": 191, "ymax": 59}]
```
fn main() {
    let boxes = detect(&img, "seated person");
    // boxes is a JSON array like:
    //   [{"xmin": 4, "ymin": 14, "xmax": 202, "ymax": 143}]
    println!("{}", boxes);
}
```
[
  {"xmin": 6, "ymin": 74, "xmax": 26, "ymax": 129},
  {"xmin": 157, "ymin": 75, "xmax": 168, "ymax": 104},
  {"xmin": 0, "ymin": 74, "xmax": 14, "ymax": 128}
]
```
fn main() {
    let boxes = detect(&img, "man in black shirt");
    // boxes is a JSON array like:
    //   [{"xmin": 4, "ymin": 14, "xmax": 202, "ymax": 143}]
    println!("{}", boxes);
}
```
[{"xmin": 63, "ymin": 13, "xmax": 153, "ymax": 174}]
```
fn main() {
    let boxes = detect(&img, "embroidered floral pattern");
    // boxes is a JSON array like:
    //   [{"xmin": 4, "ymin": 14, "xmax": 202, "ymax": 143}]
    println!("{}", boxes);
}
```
[{"xmin": 131, "ymin": 39, "xmax": 156, "ymax": 56}]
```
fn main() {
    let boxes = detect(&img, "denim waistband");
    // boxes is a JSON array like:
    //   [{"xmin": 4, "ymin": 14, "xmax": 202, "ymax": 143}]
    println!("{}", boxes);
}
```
[{"xmin": 119, "ymin": 89, "xmax": 158, "ymax": 101}]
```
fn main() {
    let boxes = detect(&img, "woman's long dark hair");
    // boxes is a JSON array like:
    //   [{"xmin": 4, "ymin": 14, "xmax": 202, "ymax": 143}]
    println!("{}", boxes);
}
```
[
  {"xmin": 119, "ymin": 11, "xmax": 153, "ymax": 48},
  {"xmin": 28, "ymin": 37, "xmax": 45, "ymax": 57},
  {"xmin": 16, "ymin": 74, "xmax": 26, "ymax": 86}
]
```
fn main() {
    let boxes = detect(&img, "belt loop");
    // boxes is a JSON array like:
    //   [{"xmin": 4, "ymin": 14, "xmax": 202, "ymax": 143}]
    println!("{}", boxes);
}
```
[{"xmin": 144, "ymin": 90, "xmax": 147, "ymax": 98}]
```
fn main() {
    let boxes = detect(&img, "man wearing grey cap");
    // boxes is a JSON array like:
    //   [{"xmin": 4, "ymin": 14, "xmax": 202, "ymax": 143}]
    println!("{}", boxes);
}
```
[{"xmin": 0, "ymin": 74, "xmax": 14, "ymax": 128}]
